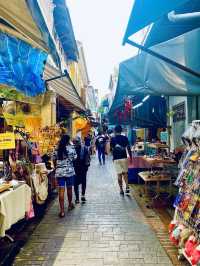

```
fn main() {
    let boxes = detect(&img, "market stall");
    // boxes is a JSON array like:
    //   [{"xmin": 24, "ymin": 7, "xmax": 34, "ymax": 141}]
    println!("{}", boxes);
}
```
[{"xmin": 0, "ymin": 183, "xmax": 31, "ymax": 238}]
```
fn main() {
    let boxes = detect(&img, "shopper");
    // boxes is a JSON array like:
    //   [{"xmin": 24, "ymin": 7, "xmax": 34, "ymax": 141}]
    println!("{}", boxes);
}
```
[
  {"xmin": 110, "ymin": 125, "xmax": 132, "ymax": 195},
  {"xmin": 95, "ymin": 132, "xmax": 107, "ymax": 165},
  {"xmin": 73, "ymin": 137, "xmax": 90, "ymax": 203},
  {"xmin": 84, "ymin": 133, "xmax": 92, "ymax": 154},
  {"xmin": 53, "ymin": 134, "xmax": 77, "ymax": 217}
]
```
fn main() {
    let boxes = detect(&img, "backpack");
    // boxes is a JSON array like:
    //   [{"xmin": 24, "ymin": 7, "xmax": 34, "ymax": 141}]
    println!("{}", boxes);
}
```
[{"xmin": 114, "ymin": 143, "xmax": 126, "ymax": 154}]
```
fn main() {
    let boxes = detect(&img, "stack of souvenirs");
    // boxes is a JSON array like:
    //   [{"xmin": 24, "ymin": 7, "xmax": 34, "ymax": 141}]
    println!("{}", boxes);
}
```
[{"xmin": 169, "ymin": 121, "xmax": 200, "ymax": 265}]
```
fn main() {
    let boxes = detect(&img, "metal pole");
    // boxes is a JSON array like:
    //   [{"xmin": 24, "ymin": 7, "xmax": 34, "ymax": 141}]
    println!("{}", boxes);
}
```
[
  {"xmin": 196, "ymin": 96, "xmax": 199, "ymax": 120},
  {"xmin": 126, "ymin": 39, "xmax": 200, "ymax": 79}
]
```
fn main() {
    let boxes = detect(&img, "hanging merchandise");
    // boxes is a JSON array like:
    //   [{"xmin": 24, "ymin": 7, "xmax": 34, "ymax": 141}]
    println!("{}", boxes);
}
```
[
  {"xmin": 31, "ymin": 163, "xmax": 48, "ymax": 205},
  {"xmin": 169, "ymin": 120, "xmax": 200, "ymax": 265}
]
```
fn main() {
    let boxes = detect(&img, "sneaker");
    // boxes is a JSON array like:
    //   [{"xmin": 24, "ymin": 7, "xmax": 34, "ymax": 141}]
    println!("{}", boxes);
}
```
[
  {"xmin": 81, "ymin": 196, "xmax": 86, "ymax": 203},
  {"xmin": 126, "ymin": 187, "xmax": 130, "ymax": 194},
  {"xmin": 75, "ymin": 199, "xmax": 80, "ymax": 204},
  {"xmin": 120, "ymin": 190, "xmax": 124, "ymax": 195},
  {"xmin": 68, "ymin": 203, "xmax": 75, "ymax": 211}
]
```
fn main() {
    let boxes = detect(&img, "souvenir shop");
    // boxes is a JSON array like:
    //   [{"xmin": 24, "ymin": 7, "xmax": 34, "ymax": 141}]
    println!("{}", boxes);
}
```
[
  {"xmin": 169, "ymin": 120, "xmax": 200, "ymax": 265},
  {"xmin": 110, "ymin": 96, "xmax": 177, "ymax": 204},
  {"xmin": 0, "ymin": 94, "xmax": 67, "ymax": 240}
]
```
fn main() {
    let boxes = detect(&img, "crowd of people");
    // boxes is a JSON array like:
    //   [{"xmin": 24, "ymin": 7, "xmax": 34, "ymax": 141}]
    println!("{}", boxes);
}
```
[{"xmin": 53, "ymin": 125, "xmax": 132, "ymax": 217}]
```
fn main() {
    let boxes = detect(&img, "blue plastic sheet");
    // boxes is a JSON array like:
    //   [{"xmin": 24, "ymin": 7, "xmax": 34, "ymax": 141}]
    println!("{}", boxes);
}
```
[
  {"xmin": 0, "ymin": 32, "xmax": 47, "ymax": 96},
  {"xmin": 53, "ymin": 0, "xmax": 78, "ymax": 61},
  {"xmin": 26, "ymin": 0, "xmax": 61, "ymax": 67}
]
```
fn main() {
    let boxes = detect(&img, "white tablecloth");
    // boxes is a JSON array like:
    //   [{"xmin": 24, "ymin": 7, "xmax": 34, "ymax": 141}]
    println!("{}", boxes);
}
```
[{"xmin": 0, "ymin": 184, "xmax": 31, "ymax": 237}]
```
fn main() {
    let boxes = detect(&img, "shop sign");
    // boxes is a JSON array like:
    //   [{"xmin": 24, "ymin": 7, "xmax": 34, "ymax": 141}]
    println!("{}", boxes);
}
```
[{"xmin": 0, "ymin": 132, "xmax": 15, "ymax": 150}]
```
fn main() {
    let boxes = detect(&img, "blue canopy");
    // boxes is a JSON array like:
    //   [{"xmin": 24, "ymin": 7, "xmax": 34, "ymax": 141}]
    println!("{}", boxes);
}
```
[
  {"xmin": 145, "ymin": 0, "xmax": 200, "ymax": 47},
  {"xmin": 0, "ymin": 32, "xmax": 47, "ymax": 97},
  {"xmin": 27, "ymin": 0, "xmax": 78, "ymax": 65},
  {"xmin": 27, "ymin": 0, "xmax": 61, "ymax": 67},
  {"xmin": 110, "ymin": 27, "xmax": 200, "ymax": 113},
  {"xmin": 53, "ymin": 0, "xmax": 78, "ymax": 62},
  {"xmin": 123, "ymin": 0, "xmax": 189, "ymax": 44}
]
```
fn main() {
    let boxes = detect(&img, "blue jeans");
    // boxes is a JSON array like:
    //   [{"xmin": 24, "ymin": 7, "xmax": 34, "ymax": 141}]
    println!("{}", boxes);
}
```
[{"xmin": 98, "ymin": 146, "xmax": 105, "ymax": 164}]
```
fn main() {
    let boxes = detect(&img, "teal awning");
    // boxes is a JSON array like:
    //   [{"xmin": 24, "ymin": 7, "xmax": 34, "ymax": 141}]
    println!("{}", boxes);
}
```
[
  {"xmin": 111, "ymin": 27, "xmax": 200, "ymax": 112},
  {"xmin": 123, "ymin": 0, "xmax": 189, "ymax": 44},
  {"xmin": 145, "ymin": 0, "xmax": 200, "ymax": 47}
]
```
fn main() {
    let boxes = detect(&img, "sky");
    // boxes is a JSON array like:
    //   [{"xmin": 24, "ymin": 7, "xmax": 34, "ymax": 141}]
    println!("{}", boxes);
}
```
[{"xmin": 67, "ymin": 0, "xmax": 138, "ymax": 98}]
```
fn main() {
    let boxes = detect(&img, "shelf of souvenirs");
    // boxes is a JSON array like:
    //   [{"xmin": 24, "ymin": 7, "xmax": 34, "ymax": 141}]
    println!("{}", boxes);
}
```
[
  {"xmin": 148, "ymin": 143, "xmax": 169, "ymax": 149},
  {"xmin": 170, "ymin": 215, "xmax": 200, "ymax": 265},
  {"xmin": 138, "ymin": 170, "xmax": 171, "ymax": 182},
  {"xmin": 176, "ymin": 210, "xmax": 200, "ymax": 235},
  {"xmin": 143, "ymin": 155, "xmax": 176, "ymax": 165}
]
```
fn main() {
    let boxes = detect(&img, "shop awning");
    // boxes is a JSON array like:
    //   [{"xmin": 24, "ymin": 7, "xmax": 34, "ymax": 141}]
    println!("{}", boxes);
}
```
[
  {"xmin": 26, "ymin": 0, "xmax": 61, "ymax": 67},
  {"xmin": 44, "ymin": 64, "xmax": 85, "ymax": 111},
  {"xmin": 123, "ymin": 0, "xmax": 189, "ymax": 44},
  {"xmin": 110, "ymin": 27, "xmax": 200, "ymax": 112},
  {"xmin": 109, "ymin": 96, "xmax": 167, "ymax": 128},
  {"xmin": 145, "ymin": 0, "xmax": 200, "ymax": 47},
  {"xmin": 0, "ymin": 0, "xmax": 47, "ymax": 51},
  {"xmin": 0, "ymin": 32, "xmax": 47, "ymax": 97},
  {"xmin": 53, "ymin": 0, "xmax": 78, "ymax": 62}
]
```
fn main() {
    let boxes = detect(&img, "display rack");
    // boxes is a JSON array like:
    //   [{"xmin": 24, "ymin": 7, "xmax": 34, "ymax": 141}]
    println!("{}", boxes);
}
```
[{"xmin": 169, "ymin": 120, "xmax": 200, "ymax": 265}]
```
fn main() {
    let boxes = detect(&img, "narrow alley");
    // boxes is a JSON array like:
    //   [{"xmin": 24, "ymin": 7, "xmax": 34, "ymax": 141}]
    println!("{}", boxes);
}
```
[{"xmin": 13, "ymin": 156, "xmax": 173, "ymax": 266}]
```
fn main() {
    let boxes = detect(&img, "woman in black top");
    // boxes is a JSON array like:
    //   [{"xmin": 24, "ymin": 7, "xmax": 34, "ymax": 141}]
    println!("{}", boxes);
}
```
[{"xmin": 73, "ymin": 137, "xmax": 90, "ymax": 203}]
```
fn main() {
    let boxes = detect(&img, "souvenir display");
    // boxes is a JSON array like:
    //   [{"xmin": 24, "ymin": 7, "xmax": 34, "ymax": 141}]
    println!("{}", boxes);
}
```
[
  {"xmin": 37, "ymin": 125, "xmax": 62, "ymax": 155},
  {"xmin": 170, "ymin": 121, "xmax": 200, "ymax": 265}
]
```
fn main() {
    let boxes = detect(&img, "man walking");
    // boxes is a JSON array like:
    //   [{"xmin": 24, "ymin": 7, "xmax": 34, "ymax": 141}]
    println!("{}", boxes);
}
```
[
  {"xmin": 111, "ymin": 125, "xmax": 132, "ymax": 195},
  {"xmin": 95, "ymin": 132, "xmax": 107, "ymax": 165}
]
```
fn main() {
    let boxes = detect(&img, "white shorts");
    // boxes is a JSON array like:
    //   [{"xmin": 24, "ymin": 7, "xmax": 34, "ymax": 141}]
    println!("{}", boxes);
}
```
[{"xmin": 114, "ymin": 159, "xmax": 128, "ymax": 175}]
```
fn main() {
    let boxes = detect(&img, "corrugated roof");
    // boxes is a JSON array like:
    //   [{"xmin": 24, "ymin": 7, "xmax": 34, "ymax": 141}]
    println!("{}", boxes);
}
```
[{"xmin": 44, "ymin": 64, "xmax": 85, "ymax": 111}]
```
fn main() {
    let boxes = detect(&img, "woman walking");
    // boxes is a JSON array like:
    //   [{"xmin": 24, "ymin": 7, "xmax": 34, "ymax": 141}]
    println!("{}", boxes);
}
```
[
  {"xmin": 73, "ymin": 137, "xmax": 90, "ymax": 203},
  {"xmin": 53, "ymin": 134, "xmax": 77, "ymax": 217}
]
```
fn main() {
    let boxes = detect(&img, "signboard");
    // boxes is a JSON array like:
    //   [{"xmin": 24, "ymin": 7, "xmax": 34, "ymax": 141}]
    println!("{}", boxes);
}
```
[
  {"xmin": 0, "ymin": 132, "xmax": 15, "ymax": 150},
  {"xmin": 172, "ymin": 102, "xmax": 185, "ymax": 122}
]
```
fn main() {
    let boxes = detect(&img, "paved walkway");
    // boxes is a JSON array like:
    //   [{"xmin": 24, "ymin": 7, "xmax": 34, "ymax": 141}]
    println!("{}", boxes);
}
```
[{"xmin": 14, "ymin": 156, "xmax": 173, "ymax": 266}]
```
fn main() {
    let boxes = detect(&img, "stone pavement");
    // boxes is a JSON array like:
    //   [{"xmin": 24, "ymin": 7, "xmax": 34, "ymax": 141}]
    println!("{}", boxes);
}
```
[{"xmin": 13, "ymin": 156, "xmax": 174, "ymax": 266}]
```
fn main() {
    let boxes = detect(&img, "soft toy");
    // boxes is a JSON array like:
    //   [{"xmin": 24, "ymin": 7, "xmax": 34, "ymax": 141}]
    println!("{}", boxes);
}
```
[
  {"xmin": 185, "ymin": 235, "xmax": 198, "ymax": 257},
  {"xmin": 179, "ymin": 228, "xmax": 191, "ymax": 248},
  {"xmin": 191, "ymin": 245, "xmax": 200, "ymax": 265}
]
